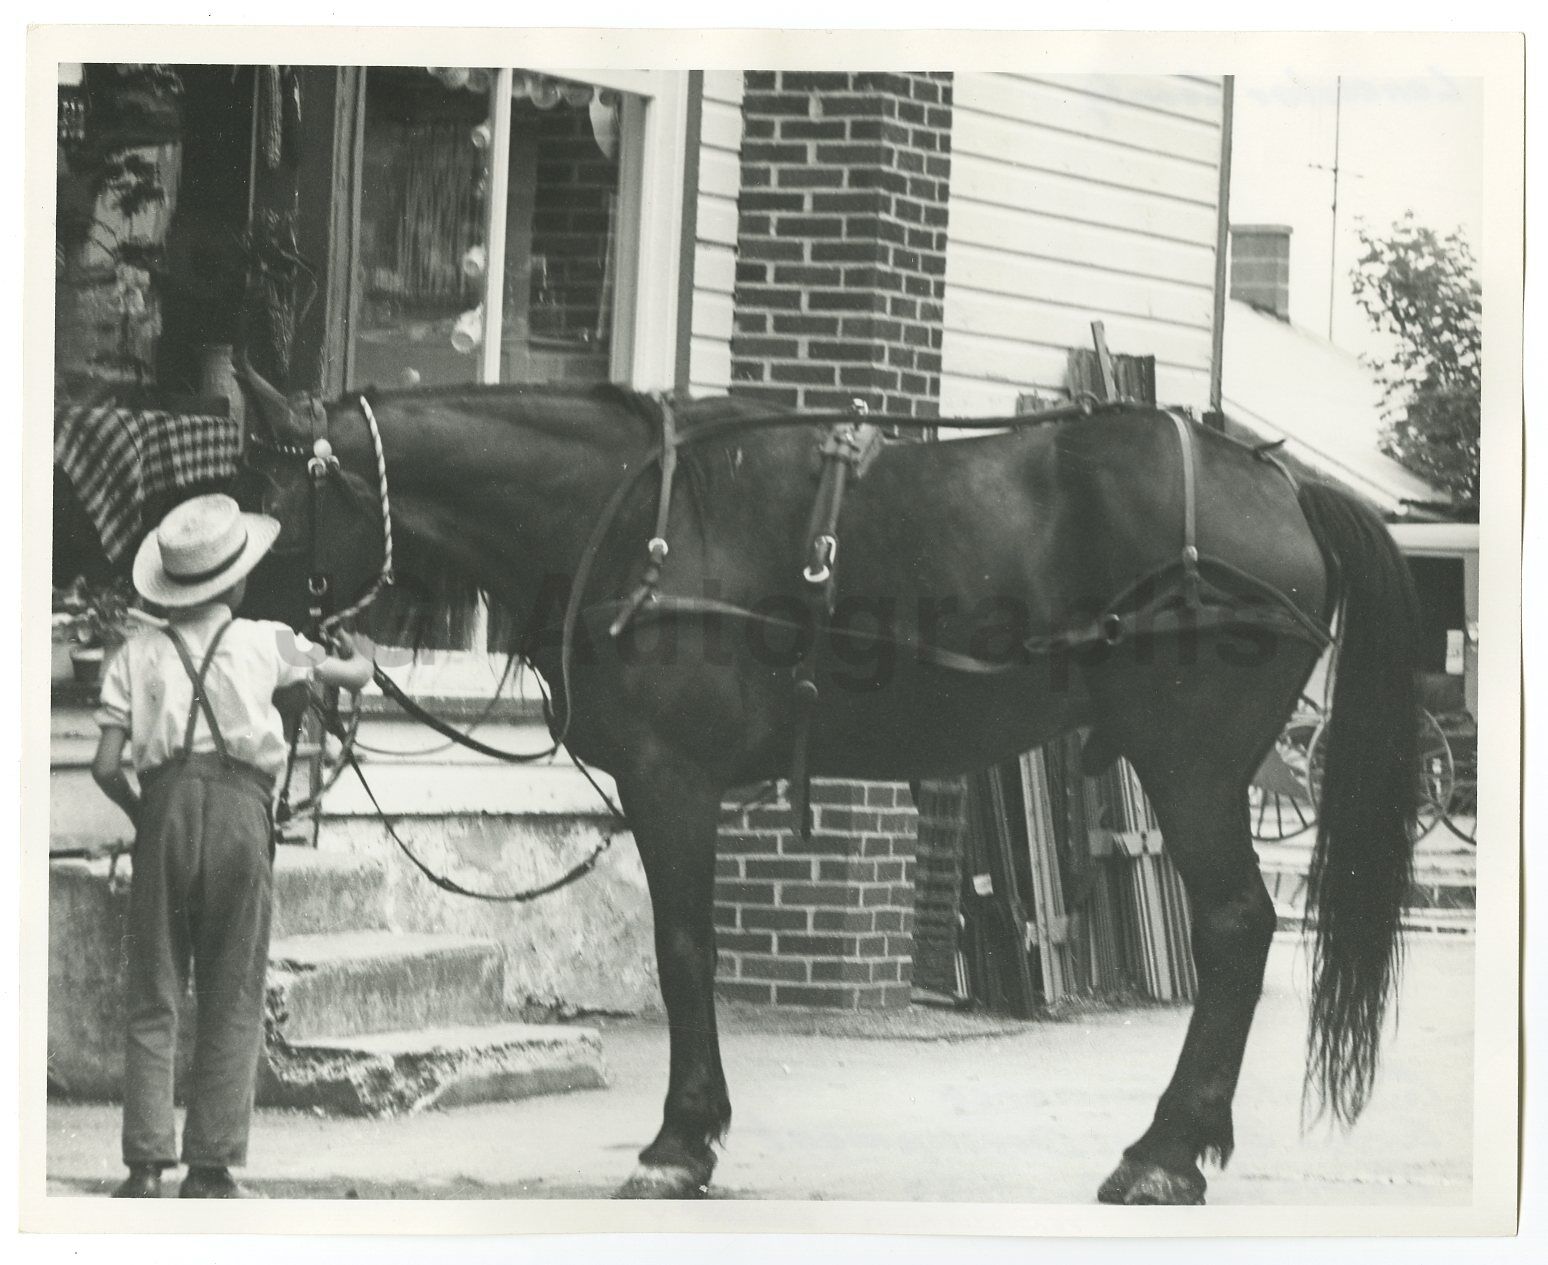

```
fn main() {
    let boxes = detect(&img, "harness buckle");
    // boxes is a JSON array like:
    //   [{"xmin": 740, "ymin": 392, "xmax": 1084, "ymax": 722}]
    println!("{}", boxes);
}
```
[
  {"xmin": 804, "ymin": 534, "xmax": 837, "ymax": 586},
  {"xmin": 647, "ymin": 536, "xmax": 669, "ymax": 564}
]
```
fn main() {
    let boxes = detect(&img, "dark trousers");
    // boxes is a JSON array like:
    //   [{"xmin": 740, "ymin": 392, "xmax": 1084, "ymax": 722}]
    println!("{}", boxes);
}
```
[{"xmin": 122, "ymin": 754, "xmax": 274, "ymax": 1169}]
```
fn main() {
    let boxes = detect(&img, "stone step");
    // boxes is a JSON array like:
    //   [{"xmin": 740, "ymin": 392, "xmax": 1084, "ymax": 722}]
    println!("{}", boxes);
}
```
[
  {"xmin": 270, "ymin": 848, "xmax": 389, "ymax": 940},
  {"xmin": 346, "ymin": 715, "xmax": 570, "ymax": 766},
  {"xmin": 321, "ymin": 760, "xmax": 618, "ymax": 819},
  {"xmin": 267, "ymin": 931, "xmax": 507, "ymax": 1043},
  {"xmin": 259, "ymin": 1021, "xmax": 607, "ymax": 1116},
  {"xmin": 46, "ymin": 847, "xmax": 388, "ymax": 934}
]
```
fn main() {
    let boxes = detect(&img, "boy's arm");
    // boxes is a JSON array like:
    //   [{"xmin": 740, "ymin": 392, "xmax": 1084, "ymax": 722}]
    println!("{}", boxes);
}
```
[
  {"xmin": 91, "ymin": 726, "xmax": 140, "ymax": 830},
  {"xmin": 273, "ymin": 680, "xmax": 311, "ymax": 741}
]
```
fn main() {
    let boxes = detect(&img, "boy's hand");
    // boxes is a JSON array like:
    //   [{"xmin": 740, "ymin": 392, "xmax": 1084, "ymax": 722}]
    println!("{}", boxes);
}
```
[{"xmin": 316, "ymin": 630, "xmax": 376, "ymax": 693}]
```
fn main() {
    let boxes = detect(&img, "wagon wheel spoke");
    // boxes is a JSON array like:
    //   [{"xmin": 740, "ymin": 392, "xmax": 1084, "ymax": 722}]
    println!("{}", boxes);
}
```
[
  {"xmin": 1414, "ymin": 711, "xmax": 1456, "ymax": 840},
  {"xmin": 1249, "ymin": 711, "xmax": 1322, "ymax": 842}
]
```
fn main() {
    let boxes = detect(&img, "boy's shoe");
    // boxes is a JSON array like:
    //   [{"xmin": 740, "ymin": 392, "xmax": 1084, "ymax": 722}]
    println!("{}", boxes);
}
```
[
  {"xmin": 112, "ymin": 1164, "xmax": 163, "ymax": 1198},
  {"xmin": 179, "ymin": 1166, "xmax": 255, "ymax": 1199}
]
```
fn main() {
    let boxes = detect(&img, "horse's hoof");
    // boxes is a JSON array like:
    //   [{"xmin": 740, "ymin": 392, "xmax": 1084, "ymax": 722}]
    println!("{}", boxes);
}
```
[
  {"xmin": 614, "ymin": 1164, "xmax": 710, "ymax": 1200},
  {"xmin": 1096, "ymin": 1157, "xmax": 1206, "ymax": 1206}
]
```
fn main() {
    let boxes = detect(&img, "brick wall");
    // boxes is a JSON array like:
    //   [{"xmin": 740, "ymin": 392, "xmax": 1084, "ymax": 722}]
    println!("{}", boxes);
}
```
[
  {"xmin": 714, "ymin": 71, "xmax": 955, "ymax": 1010},
  {"xmin": 730, "ymin": 71, "xmax": 953, "ymax": 418},
  {"xmin": 717, "ymin": 780, "xmax": 917, "ymax": 1010}
]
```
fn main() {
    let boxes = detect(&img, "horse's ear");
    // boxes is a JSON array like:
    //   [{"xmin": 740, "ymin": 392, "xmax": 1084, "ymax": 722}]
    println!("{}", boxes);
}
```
[{"xmin": 234, "ymin": 350, "xmax": 305, "ymax": 449}]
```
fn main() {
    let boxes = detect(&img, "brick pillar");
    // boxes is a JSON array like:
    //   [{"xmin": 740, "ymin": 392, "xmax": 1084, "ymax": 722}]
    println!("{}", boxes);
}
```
[
  {"xmin": 716, "ymin": 780, "xmax": 917, "ymax": 1010},
  {"xmin": 730, "ymin": 71, "xmax": 953, "ymax": 417},
  {"xmin": 715, "ymin": 72, "xmax": 954, "ymax": 1011}
]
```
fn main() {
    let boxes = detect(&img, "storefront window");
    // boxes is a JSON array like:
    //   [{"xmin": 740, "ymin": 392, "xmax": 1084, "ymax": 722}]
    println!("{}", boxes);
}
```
[
  {"xmin": 354, "ymin": 67, "xmax": 494, "ymax": 389},
  {"xmin": 352, "ymin": 67, "xmax": 634, "ymax": 390}
]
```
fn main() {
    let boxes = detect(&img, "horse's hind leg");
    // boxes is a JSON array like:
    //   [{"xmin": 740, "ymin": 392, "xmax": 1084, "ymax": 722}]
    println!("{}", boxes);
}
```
[
  {"xmin": 1087, "ymin": 657, "xmax": 1302, "ymax": 1205},
  {"xmin": 612, "ymin": 755, "xmax": 731, "ymax": 1199},
  {"xmin": 1097, "ymin": 782, "xmax": 1275, "ymax": 1205}
]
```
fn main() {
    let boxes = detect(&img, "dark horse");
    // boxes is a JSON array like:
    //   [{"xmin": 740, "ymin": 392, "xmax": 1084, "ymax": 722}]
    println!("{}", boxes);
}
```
[{"xmin": 236, "ymin": 368, "xmax": 1420, "ymax": 1204}]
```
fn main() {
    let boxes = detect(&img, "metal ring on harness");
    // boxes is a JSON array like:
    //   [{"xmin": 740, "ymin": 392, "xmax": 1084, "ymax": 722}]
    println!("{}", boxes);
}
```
[{"xmin": 804, "ymin": 534, "xmax": 837, "ymax": 586}]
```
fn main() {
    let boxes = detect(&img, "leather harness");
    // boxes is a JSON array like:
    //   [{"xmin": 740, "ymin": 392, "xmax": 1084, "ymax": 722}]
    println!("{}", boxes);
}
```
[
  {"xmin": 602, "ymin": 399, "xmax": 1332, "ymax": 839},
  {"xmin": 265, "ymin": 388, "xmax": 1332, "ymax": 848}
]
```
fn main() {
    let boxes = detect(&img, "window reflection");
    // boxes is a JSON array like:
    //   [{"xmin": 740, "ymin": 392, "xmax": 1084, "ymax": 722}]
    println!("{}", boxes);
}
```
[
  {"xmin": 498, "ymin": 78, "xmax": 625, "ymax": 384},
  {"xmin": 352, "ymin": 67, "xmax": 629, "ymax": 390},
  {"xmin": 355, "ymin": 67, "xmax": 492, "ymax": 388}
]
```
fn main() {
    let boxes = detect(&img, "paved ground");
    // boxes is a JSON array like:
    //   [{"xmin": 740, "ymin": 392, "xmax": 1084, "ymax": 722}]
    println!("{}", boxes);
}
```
[{"xmin": 44, "ymin": 933, "xmax": 1473, "ymax": 1205}]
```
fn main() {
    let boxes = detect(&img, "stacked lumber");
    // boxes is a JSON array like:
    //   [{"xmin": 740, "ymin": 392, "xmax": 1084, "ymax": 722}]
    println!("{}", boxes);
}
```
[
  {"xmin": 933, "ymin": 740, "xmax": 1197, "ymax": 1014},
  {"xmin": 1083, "ymin": 759, "xmax": 1197, "ymax": 1002}
]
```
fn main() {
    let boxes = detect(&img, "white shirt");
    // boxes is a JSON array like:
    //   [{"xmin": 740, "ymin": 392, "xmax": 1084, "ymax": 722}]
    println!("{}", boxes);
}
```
[{"xmin": 96, "ymin": 603, "xmax": 318, "ymax": 779}]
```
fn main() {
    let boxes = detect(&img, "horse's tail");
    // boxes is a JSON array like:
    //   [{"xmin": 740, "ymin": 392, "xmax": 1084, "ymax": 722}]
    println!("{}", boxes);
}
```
[{"xmin": 1294, "ymin": 480, "xmax": 1421, "ymax": 1126}]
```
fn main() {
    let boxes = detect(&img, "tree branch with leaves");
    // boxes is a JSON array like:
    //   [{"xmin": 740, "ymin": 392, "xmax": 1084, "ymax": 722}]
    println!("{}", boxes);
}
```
[{"xmin": 1350, "ymin": 214, "xmax": 1481, "ymax": 509}]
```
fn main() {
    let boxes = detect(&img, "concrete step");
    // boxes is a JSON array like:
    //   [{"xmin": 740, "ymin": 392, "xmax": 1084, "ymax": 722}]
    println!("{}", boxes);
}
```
[
  {"xmin": 259, "ymin": 1021, "xmax": 607, "ymax": 1116},
  {"xmin": 322, "ymin": 760, "xmax": 618, "ymax": 819},
  {"xmin": 267, "ymin": 931, "xmax": 507, "ymax": 1043},
  {"xmin": 348, "ymin": 714, "xmax": 570, "ymax": 766},
  {"xmin": 270, "ymin": 848, "xmax": 389, "ymax": 940},
  {"xmin": 46, "ymin": 847, "xmax": 388, "ymax": 935}
]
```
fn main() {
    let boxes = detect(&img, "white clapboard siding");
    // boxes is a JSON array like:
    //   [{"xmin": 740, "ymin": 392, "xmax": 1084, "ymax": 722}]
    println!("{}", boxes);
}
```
[
  {"xmin": 1021, "ymin": 74, "xmax": 1224, "ymax": 125},
  {"xmin": 948, "ymin": 242, "xmax": 1214, "ymax": 331},
  {"xmin": 689, "ymin": 72, "xmax": 745, "ymax": 396},
  {"xmin": 941, "ymin": 73, "xmax": 1224, "ymax": 417},
  {"xmin": 952, "ymin": 199, "xmax": 1215, "ymax": 289},
  {"xmin": 954, "ymin": 106, "xmax": 1219, "ymax": 206},
  {"xmin": 948, "ymin": 296, "xmax": 1213, "ymax": 373},
  {"xmin": 691, "ymin": 285, "xmax": 734, "ymax": 341},
  {"xmin": 950, "ymin": 155, "xmax": 1218, "ymax": 249},
  {"xmin": 963, "ymin": 77, "xmax": 1222, "ymax": 167}
]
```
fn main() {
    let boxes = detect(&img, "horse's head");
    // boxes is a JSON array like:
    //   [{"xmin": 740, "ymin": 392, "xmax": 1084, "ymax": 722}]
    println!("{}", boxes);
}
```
[{"xmin": 234, "ymin": 358, "xmax": 388, "ymax": 635}]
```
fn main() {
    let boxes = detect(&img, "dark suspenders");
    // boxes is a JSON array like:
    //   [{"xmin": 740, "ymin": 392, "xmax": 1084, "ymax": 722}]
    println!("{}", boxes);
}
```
[{"xmin": 162, "ymin": 620, "xmax": 234, "ymax": 764}]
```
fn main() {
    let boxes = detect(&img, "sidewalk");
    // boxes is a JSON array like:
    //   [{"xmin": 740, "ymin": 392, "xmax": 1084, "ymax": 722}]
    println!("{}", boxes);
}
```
[{"xmin": 44, "ymin": 935, "xmax": 1474, "ymax": 1205}]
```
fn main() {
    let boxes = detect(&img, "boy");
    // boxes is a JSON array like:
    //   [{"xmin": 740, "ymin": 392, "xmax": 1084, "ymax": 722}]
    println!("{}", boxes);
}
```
[{"xmin": 92, "ymin": 493, "xmax": 373, "ymax": 1199}]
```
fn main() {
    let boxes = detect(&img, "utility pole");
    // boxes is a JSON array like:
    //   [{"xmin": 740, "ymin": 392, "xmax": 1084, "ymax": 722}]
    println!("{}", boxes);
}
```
[
  {"xmin": 1327, "ymin": 76, "xmax": 1342, "ymax": 342},
  {"xmin": 1308, "ymin": 77, "xmax": 1360, "ymax": 346}
]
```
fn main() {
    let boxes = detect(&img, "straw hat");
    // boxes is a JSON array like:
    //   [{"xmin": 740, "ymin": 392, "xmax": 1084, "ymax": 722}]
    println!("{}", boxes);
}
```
[{"xmin": 132, "ymin": 494, "xmax": 281, "ymax": 608}]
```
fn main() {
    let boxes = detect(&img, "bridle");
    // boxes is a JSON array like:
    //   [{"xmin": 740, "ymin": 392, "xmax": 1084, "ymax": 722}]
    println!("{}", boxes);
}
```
[{"xmin": 253, "ymin": 391, "xmax": 626, "ymax": 902}]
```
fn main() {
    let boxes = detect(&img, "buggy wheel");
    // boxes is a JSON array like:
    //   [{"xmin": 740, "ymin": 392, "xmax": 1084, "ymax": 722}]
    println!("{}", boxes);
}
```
[
  {"xmin": 1415, "ymin": 709, "xmax": 1456, "ymax": 841},
  {"xmin": 1248, "ymin": 712, "xmax": 1321, "ymax": 842},
  {"xmin": 1302, "ymin": 710, "xmax": 1454, "ymax": 842}
]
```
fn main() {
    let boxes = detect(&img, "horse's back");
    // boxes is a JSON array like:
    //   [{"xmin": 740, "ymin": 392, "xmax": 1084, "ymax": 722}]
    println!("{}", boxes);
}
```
[{"xmin": 831, "ymin": 409, "xmax": 1327, "ymax": 634}]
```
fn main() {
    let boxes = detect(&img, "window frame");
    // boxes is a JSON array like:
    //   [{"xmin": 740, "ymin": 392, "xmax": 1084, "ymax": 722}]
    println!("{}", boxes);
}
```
[{"xmin": 341, "ymin": 66, "xmax": 692, "ymax": 699}]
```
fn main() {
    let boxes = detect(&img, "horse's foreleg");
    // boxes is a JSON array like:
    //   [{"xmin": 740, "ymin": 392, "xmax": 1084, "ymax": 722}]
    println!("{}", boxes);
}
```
[
  {"xmin": 1098, "ymin": 785, "xmax": 1276, "ymax": 1205},
  {"xmin": 613, "ymin": 756, "xmax": 730, "ymax": 1199}
]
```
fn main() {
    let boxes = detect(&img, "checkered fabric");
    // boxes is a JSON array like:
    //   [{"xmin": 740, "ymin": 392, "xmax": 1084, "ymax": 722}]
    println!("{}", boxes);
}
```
[{"xmin": 55, "ymin": 398, "xmax": 243, "ymax": 563}]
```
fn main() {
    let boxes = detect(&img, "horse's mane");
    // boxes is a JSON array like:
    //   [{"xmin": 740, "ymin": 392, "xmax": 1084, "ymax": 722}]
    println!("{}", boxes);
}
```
[
  {"xmin": 348, "ymin": 382, "xmax": 671, "ymax": 656},
  {"xmin": 356, "ymin": 379, "xmax": 662, "ymax": 442}
]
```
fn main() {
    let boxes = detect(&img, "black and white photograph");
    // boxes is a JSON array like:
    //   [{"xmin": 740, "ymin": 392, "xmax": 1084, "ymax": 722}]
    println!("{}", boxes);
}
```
[{"xmin": 18, "ymin": 21, "xmax": 1525, "ymax": 1242}]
